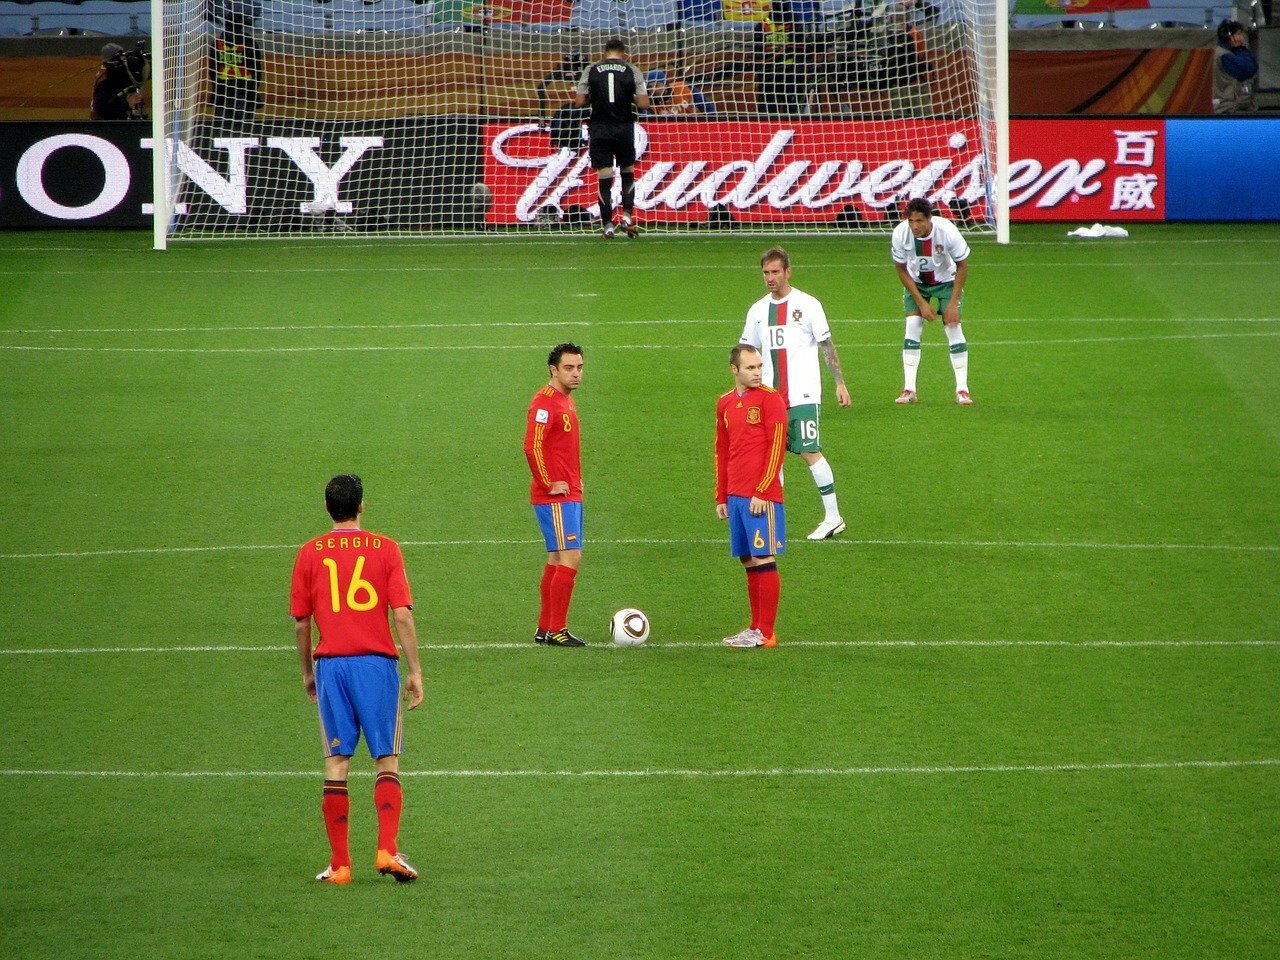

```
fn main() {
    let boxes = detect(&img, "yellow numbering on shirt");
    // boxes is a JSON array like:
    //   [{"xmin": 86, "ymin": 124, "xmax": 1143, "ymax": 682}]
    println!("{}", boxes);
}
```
[{"xmin": 321, "ymin": 555, "xmax": 379, "ymax": 613}]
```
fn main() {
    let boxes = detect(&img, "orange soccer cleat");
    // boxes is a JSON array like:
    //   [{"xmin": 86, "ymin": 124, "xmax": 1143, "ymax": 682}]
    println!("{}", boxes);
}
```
[
  {"xmin": 376, "ymin": 849, "xmax": 419, "ymax": 883},
  {"xmin": 315, "ymin": 864, "xmax": 352, "ymax": 885}
]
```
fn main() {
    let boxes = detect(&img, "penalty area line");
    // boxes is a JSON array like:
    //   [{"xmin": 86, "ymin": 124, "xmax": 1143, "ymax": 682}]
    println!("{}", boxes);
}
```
[
  {"xmin": 1, "ymin": 639, "xmax": 1276, "ymax": 655},
  {"xmin": 3, "ymin": 331, "xmax": 1280, "ymax": 354},
  {"xmin": 2, "ymin": 535, "xmax": 1276, "ymax": 561},
  {"xmin": 3, "ymin": 316, "xmax": 1278, "ymax": 336},
  {"xmin": 0, "ymin": 758, "xmax": 1276, "ymax": 779}
]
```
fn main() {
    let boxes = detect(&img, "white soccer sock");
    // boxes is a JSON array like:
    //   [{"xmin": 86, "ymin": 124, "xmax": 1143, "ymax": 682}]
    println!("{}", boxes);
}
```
[
  {"xmin": 945, "ymin": 322, "xmax": 968, "ymax": 392},
  {"xmin": 903, "ymin": 315, "xmax": 924, "ymax": 391},
  {"xmin": 808, "ymin": 456, "xmax": 840, "ymax": 520}
]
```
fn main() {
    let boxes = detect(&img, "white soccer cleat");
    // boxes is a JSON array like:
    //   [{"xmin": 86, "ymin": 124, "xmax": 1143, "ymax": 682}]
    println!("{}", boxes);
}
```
[
  {"xmin": 722, "ymin": 627, "xmax": 760, "ymax": 646},
  {"xmin": 621, "ymin": 215, "xmax": 638, "ymax": 238},
  {"xmin": 807, "ymin": 517, "xmax": 846, "ymax": 541},
  {"xmin": 724, "ymin": 628, "xmax": 766, "ymax": 648},
  {"xmin": 602, "ymin": 223, "xmax": 615, "ymax": 240},
  {"xmin": 956, "ymin": 390, "xmax": 973, "ymax": 405},
  {"xmin": 894, "ymin": 389, "xmax": 917, "ymax": 404}
]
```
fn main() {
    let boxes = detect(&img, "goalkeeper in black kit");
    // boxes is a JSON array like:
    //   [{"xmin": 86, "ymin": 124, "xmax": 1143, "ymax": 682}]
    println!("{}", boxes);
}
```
[{"xmin": 573, "ymin": 38, "xmax": 651, "ymax": 240}]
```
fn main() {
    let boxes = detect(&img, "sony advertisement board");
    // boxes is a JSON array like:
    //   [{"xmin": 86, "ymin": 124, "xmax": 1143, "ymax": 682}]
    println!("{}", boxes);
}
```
[
  {"xmin": 0, "ymin": 121, "xmax": 156, "ymax": 228},
  {"xmin": 1, "ymin": 117, "xmax": 1276, "ymax": 229},
  {"xmin": 0, "ymin": 118, "xmax": 483, "ymax": 231}
]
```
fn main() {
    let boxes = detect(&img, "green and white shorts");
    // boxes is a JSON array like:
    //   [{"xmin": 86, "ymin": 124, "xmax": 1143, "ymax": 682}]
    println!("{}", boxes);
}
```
[
  {"xmin": 787, "ymin": 403, "xmax": 821, "ymax": 454},
  {"xmin": 904, "ymin": 281, "xmax": 963, "ymax": 318}
]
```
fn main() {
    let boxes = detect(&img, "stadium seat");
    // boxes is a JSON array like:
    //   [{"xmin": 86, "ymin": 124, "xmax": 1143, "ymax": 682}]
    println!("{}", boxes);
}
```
[{"xmin": 570, "ymin": 0, "xmax": 677, "ymax": 30}]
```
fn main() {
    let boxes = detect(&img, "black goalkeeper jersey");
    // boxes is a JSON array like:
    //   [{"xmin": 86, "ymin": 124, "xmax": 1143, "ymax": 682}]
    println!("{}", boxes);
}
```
[{"xmin": 576, "ymin": 59, "xmax": 647, "ymax": 131}]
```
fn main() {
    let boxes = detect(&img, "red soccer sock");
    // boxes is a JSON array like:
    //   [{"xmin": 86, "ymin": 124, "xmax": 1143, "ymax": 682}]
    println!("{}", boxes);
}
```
[
  {"xmin": 538, "ymin": 562, "xmax": 557, "ymax": 631},
  {"xmin": 322, "ymin": 779, "xmax": 350, "ymax": 869},
  {"xmin": 745, "ymin": 566, "xmax": 762, "ymax": 630},
  {"xmin": 374, "ymin": 771, "xmax": 402, "ymax": 856},
  {"xmin": 755, "ymin": 563, "xmax": 781, "ymax": 638},
  {"xmin": 549, "ymin": 565, "xmax": 578, "ymax": 631}
]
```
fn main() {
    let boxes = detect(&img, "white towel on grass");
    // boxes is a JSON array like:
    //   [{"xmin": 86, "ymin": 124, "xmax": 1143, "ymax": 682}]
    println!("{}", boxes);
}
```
[{"xmin": 1067, "ymin": 223, "xmax": 1130, "ymax": 238}]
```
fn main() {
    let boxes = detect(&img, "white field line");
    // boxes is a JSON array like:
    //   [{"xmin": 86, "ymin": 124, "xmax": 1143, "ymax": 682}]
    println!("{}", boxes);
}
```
[
  {"xmin": 2, "ymin": 535, "xmax": 1276, "ymax": 561},
  {"xmin": 3, "ymin": 316, "xmax": 1279, "ymax": 336},
  {"xmin": 0, "ymin": 758, "xmax": 1275, "ymax": 779},
  {"xmin": 0, "ymin": 234, "xmax": 1273, "ymax": 255},
  {"xmin": 0, "ymin": 258, "xmax": 1274, "ymax": 278},
  {"xmin": 4, "ymin": 331, "xmax": 1280, "ymax": 355},
  {"xmin": 1, "ymin": 639, "xmax": 1277, "ymax": 655}
]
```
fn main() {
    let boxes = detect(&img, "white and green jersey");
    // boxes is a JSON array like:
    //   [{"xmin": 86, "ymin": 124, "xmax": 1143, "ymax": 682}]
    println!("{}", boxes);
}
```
[
  {"xmin": 891, "ymin": 216, "xmax": 970, "ymax": 285},
  {"xmin": 740, "ymin": 287, "xmax": 831, "ymax": 408}
]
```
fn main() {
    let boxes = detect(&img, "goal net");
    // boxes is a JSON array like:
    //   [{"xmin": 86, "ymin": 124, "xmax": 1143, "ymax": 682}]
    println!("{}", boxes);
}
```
[{"xmin": 153, "ymin": 0, "xmax": 1004, "ymax": 242}]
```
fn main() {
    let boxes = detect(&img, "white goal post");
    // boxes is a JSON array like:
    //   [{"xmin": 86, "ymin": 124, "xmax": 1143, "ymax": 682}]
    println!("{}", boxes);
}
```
[{"xmin": 152, "ymin": 0, "xmax": 1008, "ymax": 246}]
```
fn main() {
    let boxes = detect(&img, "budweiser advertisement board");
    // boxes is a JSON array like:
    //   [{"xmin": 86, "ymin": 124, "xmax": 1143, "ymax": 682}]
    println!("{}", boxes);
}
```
[
  {"xmin": 482, "ymin": 117, "xmax": 1166, "ymax": 225},
  {"xmin": 484, "ymin": 119, "xmax": 988, "ymax": 226},
  {"xmin": 1008, "ymin": 118, "xmax": 1165, "ymax": 221}
]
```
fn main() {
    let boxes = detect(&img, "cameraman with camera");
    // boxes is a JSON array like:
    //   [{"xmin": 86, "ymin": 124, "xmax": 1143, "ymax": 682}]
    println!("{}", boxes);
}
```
[
  {"xmin": 1214, "ymin": 19, "xmax": 1258, "ymax": 114},
  {"xmin": 91, "ymin": 42, "xmax": 149, "ymax": 120}
]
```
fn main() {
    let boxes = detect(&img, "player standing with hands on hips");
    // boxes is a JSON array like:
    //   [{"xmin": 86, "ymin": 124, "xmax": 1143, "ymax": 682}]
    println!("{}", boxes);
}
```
[
  {"xmin": 291, "ymin": 474, "xmax": 423, "ymax": 885},
  {"xmin": 525, "ymin": 343, "xmax": 588, "ymax": 646},
  {"xmin": 740, "ymin": 246, "xmax": 851, "ymax": 541},
  {"xmin": 892, "ymin": 198, "xmax": 972, "ymax": 405},
  {"xmin": 716, "ymin": 345, "xmax": 788, "ymax": 649},
  {"xmin": 574, "ymin": 38, "xmax": 651, "ymax": 239}
]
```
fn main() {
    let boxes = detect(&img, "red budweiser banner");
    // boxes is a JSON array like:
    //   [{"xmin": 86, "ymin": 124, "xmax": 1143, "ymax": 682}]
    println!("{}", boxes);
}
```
[
  {"xmin": 481, "ymin": 118, "xmax": 1165, "ymax": 224},
  {"xmin": 1009, "ymin": 118, "xmax": 1165, "ymax": 221}
]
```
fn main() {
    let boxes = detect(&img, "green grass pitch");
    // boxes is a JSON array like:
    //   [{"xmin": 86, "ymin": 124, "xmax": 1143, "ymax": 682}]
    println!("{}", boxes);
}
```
[{"xmin": 1, "ymin": 224, "xmax": 1277, "ymax": 959}]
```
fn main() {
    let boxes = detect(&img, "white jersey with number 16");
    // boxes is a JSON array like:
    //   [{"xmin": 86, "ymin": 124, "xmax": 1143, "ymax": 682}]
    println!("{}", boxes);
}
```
[{"xmin": 739, "ymin": 287, "xmax": 831, "ymax": 408}]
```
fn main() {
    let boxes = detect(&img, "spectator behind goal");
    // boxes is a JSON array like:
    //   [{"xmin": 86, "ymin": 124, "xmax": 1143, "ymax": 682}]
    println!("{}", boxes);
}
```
[{"xmin": 210, "ymin": 3, "xmax": 262, "ymax": 122}]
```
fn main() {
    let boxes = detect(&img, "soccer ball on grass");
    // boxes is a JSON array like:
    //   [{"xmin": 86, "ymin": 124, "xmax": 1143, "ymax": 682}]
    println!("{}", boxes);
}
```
[{"xmin": 609, "ymin": 608, "xmax": 650, "ymax": 646}]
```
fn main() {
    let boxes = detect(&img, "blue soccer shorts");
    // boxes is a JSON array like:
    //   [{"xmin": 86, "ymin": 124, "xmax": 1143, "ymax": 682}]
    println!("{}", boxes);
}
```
[
  {"xmin": 726, "ymin": 495, "xmax": 786, "ymax": 558},
  {"xmin": 315, "ymin": 654, "xmax": 403, "ymax": 759},
  {"xmin": 533, "ymin": 500, "xmax": 584, "ymax": 552}
]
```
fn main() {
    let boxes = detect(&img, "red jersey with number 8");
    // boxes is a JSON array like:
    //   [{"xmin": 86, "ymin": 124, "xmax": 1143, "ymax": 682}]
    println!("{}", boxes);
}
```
[
  {"xmin": 290, "ymin": 530, "xmax": 413, "ymax": 659},
  {"xmin": 525, "ymin": 385, "xmax": 583, "ymax": 505}
]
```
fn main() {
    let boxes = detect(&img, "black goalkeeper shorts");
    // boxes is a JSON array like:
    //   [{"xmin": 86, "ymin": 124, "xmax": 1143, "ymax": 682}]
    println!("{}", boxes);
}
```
[{"xmin": 588, "ymin": 131, "xmax": 636, "ymax": 172}]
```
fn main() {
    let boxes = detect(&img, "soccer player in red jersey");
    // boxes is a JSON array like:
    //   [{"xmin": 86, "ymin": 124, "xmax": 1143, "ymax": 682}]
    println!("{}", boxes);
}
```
[
  {"xmin": 524, "ymin": 343, "xmax": 588, "ymax": 646},
  {"xmin": 715, "ymin": 345, "xmax": 788, "ymax": 649},
  {"xmin": 291, "ymin": 474, "xmax": 424, "ymax": 885}
]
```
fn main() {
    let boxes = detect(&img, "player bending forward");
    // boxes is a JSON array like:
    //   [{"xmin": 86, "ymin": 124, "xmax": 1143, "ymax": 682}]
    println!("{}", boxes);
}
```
[
  {"xmin": 292, "ymin": 474, "xmax": 424, "ymax": 885},
  {"xmin": 891, "ymin": 198, "xmax": 973, "ymax": 405},
  {"xmin": 716, "ymin": 345, "xmax": 788, "ymax": 649}
]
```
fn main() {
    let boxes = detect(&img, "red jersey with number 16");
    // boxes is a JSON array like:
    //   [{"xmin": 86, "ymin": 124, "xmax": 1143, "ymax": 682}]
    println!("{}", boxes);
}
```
[
  {"xmin": 715, "ymin": 385, "xmax": 788, "ymax": 503},
  {"xmin": 525, "ymin": 384, "xmax": 582, "ymax": 505},
  {"xmin": 290, "ymin": 530, "xmax": 413, "ymax": 659}
]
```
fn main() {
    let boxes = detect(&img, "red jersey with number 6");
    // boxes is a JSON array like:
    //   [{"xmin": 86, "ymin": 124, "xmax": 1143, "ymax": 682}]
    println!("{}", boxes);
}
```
[
  {"xmin": 290, "ymin": 530, "xmax": 413, "ymax": 659},
  {"xmin": 525, "ymin": 384, "xmax": 583, "ymax": 505}
]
